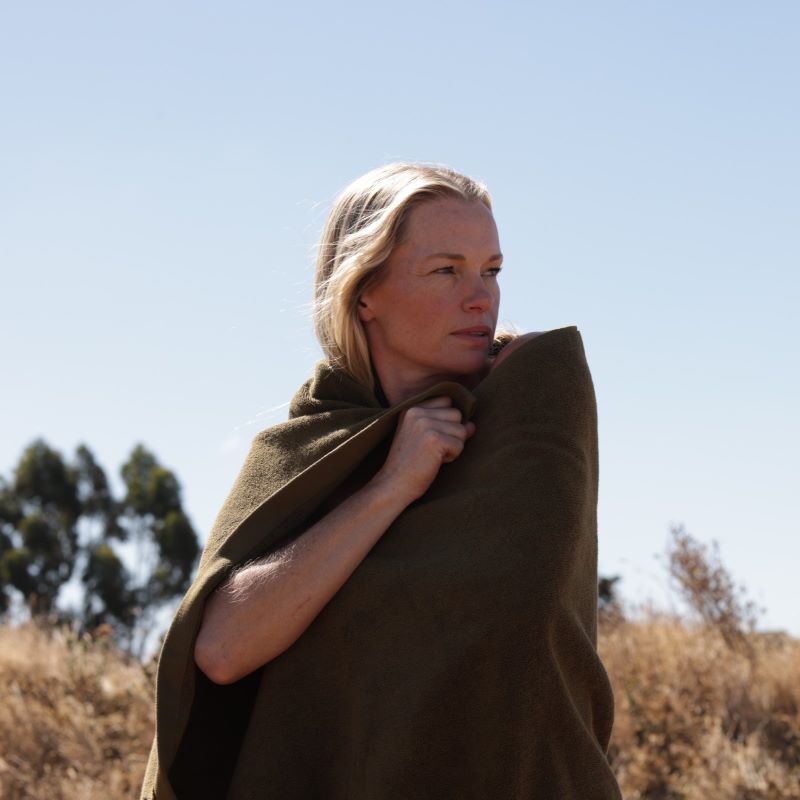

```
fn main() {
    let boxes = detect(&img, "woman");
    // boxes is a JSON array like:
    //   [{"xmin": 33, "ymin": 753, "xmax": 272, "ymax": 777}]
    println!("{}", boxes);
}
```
[{"xmin": 141, "ymin": 163, "xmax": 623, "ymax": 799}]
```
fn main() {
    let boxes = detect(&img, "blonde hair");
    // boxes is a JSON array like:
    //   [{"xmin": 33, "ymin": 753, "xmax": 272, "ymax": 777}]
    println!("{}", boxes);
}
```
[{"xmin": 313, "ymin": 162, "xmax": 493, "ymax": 389}]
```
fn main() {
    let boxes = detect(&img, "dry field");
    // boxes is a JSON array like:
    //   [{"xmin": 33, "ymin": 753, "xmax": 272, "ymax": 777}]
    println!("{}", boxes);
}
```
[
  {"xmin": 0, "ymin": 624, "xmax": 155, "ymax": 799},
  {"xmin": 0, "ymin": 615, "xmax": 798, "ymax": 799},
  {"xmin": 601, "ymin": 613, "xmax": 800, "ymax": 799}
]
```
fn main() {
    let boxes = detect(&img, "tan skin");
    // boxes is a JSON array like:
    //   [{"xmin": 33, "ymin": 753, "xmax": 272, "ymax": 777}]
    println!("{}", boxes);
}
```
[{"xmin": 194, "ymin": 197, "xmax": 534, "ymax": 685}]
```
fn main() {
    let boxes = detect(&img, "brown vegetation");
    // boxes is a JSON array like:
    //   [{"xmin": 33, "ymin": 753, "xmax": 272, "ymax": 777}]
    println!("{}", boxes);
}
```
[
  {"xmin": 0, "ymin": 623, "xmax": 154, "ymax": 799},
  {"xmin": 601, "ymin": 616, "xmax": 800, "ymax": 799},
  {"xmin": 0, "ymin": 526, "xmax": 797, "ymax": 799},
  {"xmin": 601, "ymin": 525, "xmax": 800, "ymax": 799}
]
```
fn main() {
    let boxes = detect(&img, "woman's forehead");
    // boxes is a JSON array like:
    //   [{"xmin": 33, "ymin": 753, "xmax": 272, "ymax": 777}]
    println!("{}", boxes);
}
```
[{"xmin": 399, "ymin": 197, "xmax": 499, "ymax": 254}]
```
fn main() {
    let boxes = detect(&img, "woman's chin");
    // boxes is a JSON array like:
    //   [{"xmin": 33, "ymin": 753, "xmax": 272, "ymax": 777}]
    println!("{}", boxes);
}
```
[{"xmin": 443, "ymin": 355, "xmax": 492, "ymax": 388}]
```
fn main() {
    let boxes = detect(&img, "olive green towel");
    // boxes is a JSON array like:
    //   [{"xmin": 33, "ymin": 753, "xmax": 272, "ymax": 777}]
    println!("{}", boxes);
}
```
[{"xmin": 141, "ymin": 325, "xmax": 622, "ymax": 799}]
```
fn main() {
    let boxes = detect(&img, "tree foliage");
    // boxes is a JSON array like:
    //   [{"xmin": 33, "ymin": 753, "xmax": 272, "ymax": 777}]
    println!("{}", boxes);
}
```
[
  {"xmin": 116, "ymin": 444, "xmax": 200, "ymax": 654},
  {"xmin": 0, "ymin": 439, "xmax": 200, "ymax": 653},
  {"xmin": 0, "ymin": 441, "xmax": 81, "ymax": 615}
]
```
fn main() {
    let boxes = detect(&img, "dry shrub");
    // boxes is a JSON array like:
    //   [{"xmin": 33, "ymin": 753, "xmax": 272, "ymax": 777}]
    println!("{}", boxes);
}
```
[
  {"xmin": 0, "ymin": 621, "xmax": 155, "ymax": 799},
  {"xmin": 599, "ymin": 525, "xmax": 800, "ymax": 798},
  {"xmin": 666, "ymin": 523, "xmax": 762, "ymax": 659},
  {"xmin": 600, "ymin": 616, "xmax": 800, "ymax": 798}
]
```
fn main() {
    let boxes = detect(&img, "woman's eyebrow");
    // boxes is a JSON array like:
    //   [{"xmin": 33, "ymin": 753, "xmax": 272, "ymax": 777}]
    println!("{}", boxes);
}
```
[{"xmin": 424, "ymin": 252, "xmax": 503, "ymax": 262}]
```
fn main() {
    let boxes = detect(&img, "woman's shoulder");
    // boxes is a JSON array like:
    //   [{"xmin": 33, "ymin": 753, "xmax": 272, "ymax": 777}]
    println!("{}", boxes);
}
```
[{"xmin": 489, "ymin": 331, "xmax": 545, "ymax": 371}]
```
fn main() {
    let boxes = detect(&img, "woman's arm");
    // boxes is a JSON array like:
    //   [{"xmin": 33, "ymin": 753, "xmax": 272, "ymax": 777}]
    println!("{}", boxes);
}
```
[{"xmin": 194, "ymin": 395, "xmax": 475, "ymax": 685}]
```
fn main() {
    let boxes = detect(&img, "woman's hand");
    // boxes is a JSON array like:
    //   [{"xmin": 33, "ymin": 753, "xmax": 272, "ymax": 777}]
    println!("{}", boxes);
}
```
[{"xmin": 370, "ymin": 396, "xmax": 475, "ymax": 504}]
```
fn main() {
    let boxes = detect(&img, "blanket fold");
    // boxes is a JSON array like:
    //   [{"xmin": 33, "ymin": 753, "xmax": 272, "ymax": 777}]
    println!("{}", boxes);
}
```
[{"xmin": 141, "ymin": 325, "xmax": 622, "ymax": 800}]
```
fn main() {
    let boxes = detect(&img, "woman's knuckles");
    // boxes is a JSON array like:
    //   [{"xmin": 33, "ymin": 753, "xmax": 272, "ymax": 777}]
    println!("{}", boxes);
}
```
[
  {"xmin": 403, "ymin": 404, "xmax": 460, "ymax": 423},
  {"xmin": 384, "ymin": 412, "xmax": 473, "ymax": 495}
]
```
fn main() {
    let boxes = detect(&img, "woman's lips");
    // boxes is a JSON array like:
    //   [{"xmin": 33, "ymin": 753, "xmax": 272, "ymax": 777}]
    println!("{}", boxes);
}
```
[
  {"xmin": 451, "ymin": 326, "xmax": 491, "ymax": 336},
  {"xmin": 450, "ymin": 326, "xmax": 491, "ymax": 345}
]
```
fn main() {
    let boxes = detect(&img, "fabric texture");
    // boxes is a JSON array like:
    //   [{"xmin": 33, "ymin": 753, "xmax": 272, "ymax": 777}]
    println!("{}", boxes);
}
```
[{"xmin": 140, "ymin": 325, "xmax": 622, "ymax": 800}]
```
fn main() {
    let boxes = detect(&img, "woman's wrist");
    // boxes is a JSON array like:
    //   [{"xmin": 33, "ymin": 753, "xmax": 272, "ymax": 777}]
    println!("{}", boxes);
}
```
[{"xmin": 364, "ymin": 470, "xmax": 419, "ymax": 513}]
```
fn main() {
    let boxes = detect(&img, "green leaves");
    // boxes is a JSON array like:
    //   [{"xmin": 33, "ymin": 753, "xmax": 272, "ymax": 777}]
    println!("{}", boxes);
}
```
[
  {"xmin": 0, "ymin": 439, "xmax": 200, "ymax": 654},
  {"xmin": 120, "ymin": 444, "xmax": 181, "ymax": 518},
  {"xmin": 153, "ymin": 509, "xmax": 199, "ymax": 596},
  {"xmin": 82, "ymin": 542, "xmax": 132, "ymax": 627},
  {"xmin": 14, "ymin": 439, "xmax": 81, "ymax": 523},
  {"xmin": 0, "ymin": 441, "xmax": 81, "ymax": 614}
]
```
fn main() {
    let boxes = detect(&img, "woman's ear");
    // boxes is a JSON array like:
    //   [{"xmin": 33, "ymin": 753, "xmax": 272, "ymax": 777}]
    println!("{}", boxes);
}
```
[{"xmin": 357, "ymin": 297, "xmax": 374, "ymax": 323}]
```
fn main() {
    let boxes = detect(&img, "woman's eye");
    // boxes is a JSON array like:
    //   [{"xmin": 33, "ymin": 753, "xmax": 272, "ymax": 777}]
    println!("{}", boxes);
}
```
[
  {"xmin": 485, "ymin": 267, "xmax": 503, "ymax": 277},
  {"xmin": 434, "ymin": 266, "xmax": 455, "ymax": 274}
]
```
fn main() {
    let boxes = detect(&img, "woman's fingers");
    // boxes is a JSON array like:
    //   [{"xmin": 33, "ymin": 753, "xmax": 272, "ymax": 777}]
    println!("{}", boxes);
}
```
[
  {"xmin": 400, "ymin": 396, "xmax": 465, "ymax": 423},
  {"xmin": 439, "ymin": 433, "xmax": 471, "ymax": 463},
  {"xmin": 376, "ymin": 396, "xmax": 476, "ymax": 502},
  {"xmin": 402, "ymin": 406, "xmax": 464, "ymax": 425},
  {"xmin": 399, "ymin": 407, "xmax": 471, "ymax": 449}
]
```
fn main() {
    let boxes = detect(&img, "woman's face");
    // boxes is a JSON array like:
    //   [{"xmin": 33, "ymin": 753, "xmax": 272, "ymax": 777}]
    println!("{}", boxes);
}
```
[{"xmin": 358, "ymin": 196, "xmax": 502, "ymax": 403}]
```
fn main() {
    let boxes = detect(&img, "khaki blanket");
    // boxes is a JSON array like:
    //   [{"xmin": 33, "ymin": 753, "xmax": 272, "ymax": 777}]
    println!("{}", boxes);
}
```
[{"xmin": 141, "ymin": 325, "xmax": 622, "ymax": 799}]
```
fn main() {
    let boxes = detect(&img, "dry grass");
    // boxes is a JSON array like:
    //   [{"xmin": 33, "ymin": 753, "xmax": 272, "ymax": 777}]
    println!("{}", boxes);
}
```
[
  {"xmin": 1, "ymin": 527, "xmax": 798, "ymax": 800},
  {"xmin": 600, "ymin": 613, "xmax": 800, "ymax": 799},
  {"xmin": 0, "ymin": 623, "xmax": 154, "ymax": 799}
]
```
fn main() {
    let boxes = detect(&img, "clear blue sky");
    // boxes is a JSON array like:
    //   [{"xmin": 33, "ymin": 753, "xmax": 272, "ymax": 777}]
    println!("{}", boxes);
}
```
[{"xmin": 2, "ymin": 1, "xmax": 798, "ymax": 636}]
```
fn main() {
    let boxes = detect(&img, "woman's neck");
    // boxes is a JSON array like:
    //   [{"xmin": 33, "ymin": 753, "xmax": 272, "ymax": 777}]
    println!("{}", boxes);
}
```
[{"xmin": 374, "ymin": 361, "xmax": 490, "ymax": 406}]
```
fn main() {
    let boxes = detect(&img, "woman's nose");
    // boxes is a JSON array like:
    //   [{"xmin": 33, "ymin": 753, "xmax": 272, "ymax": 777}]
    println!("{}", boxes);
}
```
[{"xmin": 462, "ymin": 277, "xmax": 493, "ymax": 311}]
